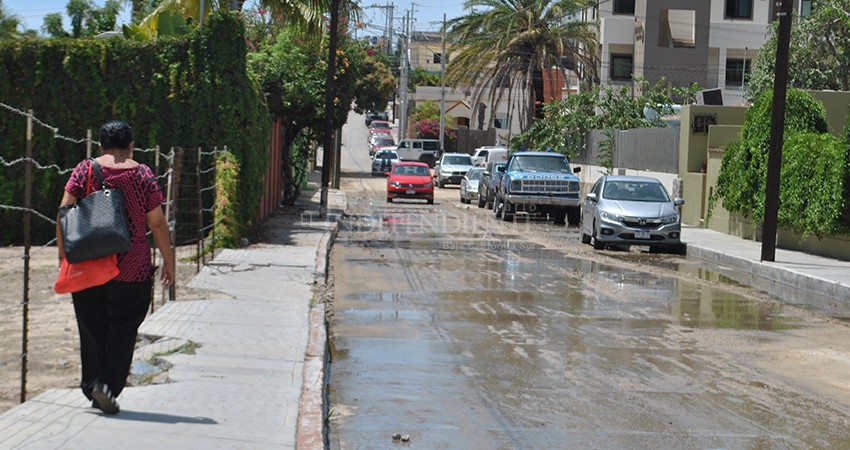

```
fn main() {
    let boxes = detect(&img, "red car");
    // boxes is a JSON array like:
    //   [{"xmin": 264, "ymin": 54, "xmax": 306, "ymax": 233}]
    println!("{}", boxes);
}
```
[{"xmin": 386, "ymin": 162, "xmax": 434, "ymax": 204}]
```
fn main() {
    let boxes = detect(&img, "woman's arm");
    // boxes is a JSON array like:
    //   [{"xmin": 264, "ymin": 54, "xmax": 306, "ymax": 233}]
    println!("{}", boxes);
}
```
[
  {"xmin": 56, "ymin": 191, "xmax": 77, "ymax": 261},
  {"xmin": 147, "ymin": 206, "xmax": 174, "ymax": 286}
]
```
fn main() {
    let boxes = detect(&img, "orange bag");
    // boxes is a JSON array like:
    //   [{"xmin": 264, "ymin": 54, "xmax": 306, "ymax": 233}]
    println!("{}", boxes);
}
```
[{"xmin": 54, "ymin": 254, "xmax": 119, "ymax": 294}]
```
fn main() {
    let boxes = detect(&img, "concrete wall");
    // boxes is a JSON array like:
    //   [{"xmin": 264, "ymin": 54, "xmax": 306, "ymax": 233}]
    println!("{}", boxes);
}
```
[
  {"xmin": 679, "ymin": 104, "xmax": 747, "ymax": 174},
  {"xmin": 808, "ymin": 90, "xmax": 850, "ymax": 137}
]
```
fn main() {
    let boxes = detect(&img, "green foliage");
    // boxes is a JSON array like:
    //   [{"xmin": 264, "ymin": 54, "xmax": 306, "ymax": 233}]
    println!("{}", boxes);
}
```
[
  {"xmin": 710, "ymin": 89, "xmax": 848, "ymax": 237},
  {"xmin": 746, "ymin": 4, "xmax": 850, "ymax": 99},
  {"xmin": 0, "ymin": 12, "xmax": 269, "ymax": 245},
  {"xmin": 213, "ymin": 149, "xmax": 240, "ymax": 248},
  {"xmin": 409, "ymin": 67, "xmax": 439, "ymax": 88},
  {"xmin": 410, "ymin": 100, "xmax": 440, "ymax": 123},
  {"xmin": 512, "ymin": 77, "xmax": 699, "ymax": 173}
]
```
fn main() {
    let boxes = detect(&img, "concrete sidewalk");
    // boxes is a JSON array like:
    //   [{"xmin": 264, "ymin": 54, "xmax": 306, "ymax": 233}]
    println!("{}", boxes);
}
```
[
  {"xmin": 0, "ymin": 185, "xmax": 345, "ymax": 450},
  {"xmin": 683, "ymin": 226, "xmax": 850, "ymax": 317}
]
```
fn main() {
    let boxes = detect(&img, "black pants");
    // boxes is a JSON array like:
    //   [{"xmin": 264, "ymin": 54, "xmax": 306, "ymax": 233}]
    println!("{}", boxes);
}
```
[{"xmin": 72, "ymin": 279, "xmax": 152, "ymax": 400}]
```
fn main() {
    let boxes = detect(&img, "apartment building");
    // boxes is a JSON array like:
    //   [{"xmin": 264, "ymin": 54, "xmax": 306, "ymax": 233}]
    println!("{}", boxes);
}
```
[{"xmin": 587, "ymin": 0, "xmax": 812, "ymax": 105}]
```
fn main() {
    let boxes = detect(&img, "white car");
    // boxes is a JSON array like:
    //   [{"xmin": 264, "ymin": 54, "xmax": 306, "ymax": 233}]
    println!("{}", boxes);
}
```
[
  {"xmin": 435, "ymin": 153, "xmax": 474, "ymax": 188},
  {"xmin": 460, "ymin": 168, "xmax": 485, "ymax": 204},
  {"xmin": 371, "ymin": 149, "xmax": 401, "ymax": 176},
  {"xmin": 471, "ymin": 146, "xmax": 507, "ymax": 167}
]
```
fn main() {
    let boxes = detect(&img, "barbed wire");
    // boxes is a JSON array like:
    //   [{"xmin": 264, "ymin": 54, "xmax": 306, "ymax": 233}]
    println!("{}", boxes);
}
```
[
  {"xmin": 0, "ymin": 156, "xmax": 76, "ymax": 175},
  {"xmin": 0, "ymin": 103, "xmax": 92, "ymax": 145},
  {"xmin": 199, "ymin": 185, "xmax": 217, "ymax": 193},
  {"xmin": 0, "ymin": 205, "xmax": 56, "ymax": 225},
  {"xmin": 200, "ymin": 165, "xmax": 217, "ymax": 174}
]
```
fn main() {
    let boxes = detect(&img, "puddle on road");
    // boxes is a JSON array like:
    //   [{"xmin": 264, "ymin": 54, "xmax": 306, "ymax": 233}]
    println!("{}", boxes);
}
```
[{"xmin": 338, "ymin": 228, "xmax": 800, "ymax": 331}]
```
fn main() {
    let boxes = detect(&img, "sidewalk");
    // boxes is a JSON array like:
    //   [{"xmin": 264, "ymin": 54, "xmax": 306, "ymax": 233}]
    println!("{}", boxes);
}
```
[
  {"xmin": 683, "ymin": 226, "xmax": 850, "ymax": 317},
  {"xmin": 0, "ymin": 183, "xmax": 345, "ymax": 450}
]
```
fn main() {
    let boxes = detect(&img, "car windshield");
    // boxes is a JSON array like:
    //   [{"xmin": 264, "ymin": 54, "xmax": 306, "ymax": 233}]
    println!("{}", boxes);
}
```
[
  {"xmin": 375, "ymin": 138, "xmax": 394, "ymax": 146},
  {"xmin": 375, "ymin": 151, "xmax": 398, "ymax": 159},
  {"xmin": 393, "ymin": 165, "xmax": 430, "ymax": 176},
  {"xmin": 444, "ymin": 155, "xmax": 473, "ymax": 165},
  {"xmin": 603, "ymin": 180, "xmax": 671, "ymax": 202},
  {"xmin": 466, "ymin": 169, "xmax": 484, "ymax": 180},
  {"xmin": 509, "ymin": 155, "xmax": 570, "ymax": 173}
]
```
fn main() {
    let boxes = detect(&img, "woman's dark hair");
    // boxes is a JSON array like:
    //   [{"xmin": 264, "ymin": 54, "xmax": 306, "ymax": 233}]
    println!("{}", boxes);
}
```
[{"xmin": 99, "ymin": 121, "xmax": 133, "ymax": 150}]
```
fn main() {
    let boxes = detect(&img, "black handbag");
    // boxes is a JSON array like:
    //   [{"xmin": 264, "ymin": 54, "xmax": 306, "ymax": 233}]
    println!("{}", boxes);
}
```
[{"xmin": 59, "ymin": 158, "xmax": 131, "ymax": 263}]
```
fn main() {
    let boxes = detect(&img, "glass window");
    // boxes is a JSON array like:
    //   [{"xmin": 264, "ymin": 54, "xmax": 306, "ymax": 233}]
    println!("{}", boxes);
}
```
[
  {"xmin": 725, "ymin": 58, "xmax": 750, "ymax": 86},
  {"xmin": 614, "ymin": 0, "xmax": 635, "ymax": 14},
  {"xmin": 800, "ymin": 0, "xmax": 812, "ymax": 16},
  {"xmin": 725, "ymin": 0, "xmax": 753, "ymax": 19},
  {"xmin": 610, "ymin": 54, "xmax": 633, "ymax": 81},
  {"xmin": 433, "ymin": 53, "xmax": 442, "ymax": 64},
  {"xmin": 423, "ymin": 141, "xmax": 441, "ymax": 150},
  {"xmin": 444, "ymin": 155, "xmax": 473, "ymax": 165}
]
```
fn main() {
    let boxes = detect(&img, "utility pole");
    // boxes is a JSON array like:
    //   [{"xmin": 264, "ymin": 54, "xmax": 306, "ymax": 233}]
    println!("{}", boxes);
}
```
[
  {"xmin": 761, "ymin": 0, "xmax": 793, "ymax": 262},
  {"xmin": 320, "ymin": 0, "xmax": 341, "ymax": 216},
  {"xmin": 398, "ymin": 11, "xmax": 410, "ymax": 142},
  {"xmin": 439, "ymin": 13, "xmax": 447, "ymax": 153}
]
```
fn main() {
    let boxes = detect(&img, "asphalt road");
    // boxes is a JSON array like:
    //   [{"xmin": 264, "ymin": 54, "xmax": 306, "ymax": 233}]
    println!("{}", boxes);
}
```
[{"xmin": 325, "ymin": 111, "xmax": 850, "ymax": 449}]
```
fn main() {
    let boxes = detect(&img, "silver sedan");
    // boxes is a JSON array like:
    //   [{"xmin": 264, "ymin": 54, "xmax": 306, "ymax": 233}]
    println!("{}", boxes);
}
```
[
  {"xmin": 580, "ymin": 175, "xmax": 685, "ymax": 253},
  {"xmin": 459, "ymin": 168, "xmax": 484, "ymax": 204}
]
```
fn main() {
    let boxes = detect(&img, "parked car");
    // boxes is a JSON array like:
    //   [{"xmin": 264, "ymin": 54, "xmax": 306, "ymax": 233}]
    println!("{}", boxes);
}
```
[
  {"xmin": 435, "ymin": 153, "xmax": 475, "ymax": 188},
  {"xmin": 386, "ymin": 161, "xmax": 434, "ymax": 204},
  {"xmin": 459, "ymin": 168, "xmax": 485, "ymax": 204},
  {"xmin": 368, "ymin": 120, "xmax": 392, "ymax": 132},
  {"xmin": 477, "ymin": 161, "xmax": 505, "ymax": 209},
  {"xmin": 369, "ymin": 136, "xmax": 395, "ymax": 156},
  {"xmin": 371, "ymin": 149, "xmax": 401, "ymax": 176},
  {"xmin": 580, "ymin": 175, "xmax": 685, "ymax": 253},
  {"xmin": 494, "ymin": 151, "xmax": 581, "ymax": 225},
  {"xmin": 471, "ymin": 146, "xmax": 507, "ymax": 167},
  {"xmin": 365, "ymin": 111, "xmax": 389, "ymax": 126}
]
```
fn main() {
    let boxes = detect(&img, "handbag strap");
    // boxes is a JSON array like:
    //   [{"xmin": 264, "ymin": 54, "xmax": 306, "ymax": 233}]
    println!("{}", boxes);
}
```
[
  {"xmin": 88, "ymin": 158, "xmax": 108, "ymax": 191},
  {"xmin": 84, "ymin": 162, "xmax": 93, "ymax": 195}
]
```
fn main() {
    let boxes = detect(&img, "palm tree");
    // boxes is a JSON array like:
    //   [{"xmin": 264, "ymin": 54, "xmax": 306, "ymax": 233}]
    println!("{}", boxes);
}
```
[
  {"xmin": 445, "ymin": 0, "xmax": 598, "ymax": 132},
  {"xmin": 0, "ymin": 3, "xmax": 23, "ymax": 39}
]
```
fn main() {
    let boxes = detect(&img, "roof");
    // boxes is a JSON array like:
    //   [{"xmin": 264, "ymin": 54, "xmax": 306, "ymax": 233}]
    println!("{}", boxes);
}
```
[{"xmin": 395, "ymin": 161, "xmax": 430, "ymax": 166}]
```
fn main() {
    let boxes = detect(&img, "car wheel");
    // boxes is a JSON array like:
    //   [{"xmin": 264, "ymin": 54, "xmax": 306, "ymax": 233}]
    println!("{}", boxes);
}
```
[
  {"xmin": 494, "ymin": 197, "xmax": 503, "ymax": 218},
  {"xmin": 502, "ymin": 200, "xmax": 513, "ymax": 222},
  {"xmin": 427, "ymin": 198, "xmax": 434, "ymax": 205},
  {"xmin": 438, "ymin": 178, "xmax": 445, "ymax": 189},
  {"xmin": 477, "ymin": 193, "xmax": 485, "ymax": 208},
  {"xmin": 566, "ymin": 207, "xmax": 581, "ymax": 225},
  {"xmin": 552, "ymin": 209, "xmax": 567, "ymax": 225},
  {"xmin": 581, "ymin": 231, "xmax": 591, "ymax": 244},
  {"xmin": 387, "ymin": 197, "xmax": 392, "ymax": 203},
  {"xmin": 592, "ymin": 220, "xmax": 605, "ymax": 250}
]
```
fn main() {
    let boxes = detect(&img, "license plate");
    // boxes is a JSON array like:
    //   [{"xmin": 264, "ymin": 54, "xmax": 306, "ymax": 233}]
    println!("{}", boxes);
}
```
[
  {"xmin": 635, "ymin": 230, "xmax": 650, "ymax": 239},
  {"xmin": 406, "ymin": 190, "xmax": 416, "ymax": 195}
]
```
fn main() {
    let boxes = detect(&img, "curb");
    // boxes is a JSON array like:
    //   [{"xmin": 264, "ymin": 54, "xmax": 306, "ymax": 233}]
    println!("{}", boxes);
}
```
[
  {"xmin": 297, "ymin": 218, "xmax": 340, "ymax": 449},
  {"xmin": 687, "ymin": 243, "xmax": 850, "ymax": 313}
]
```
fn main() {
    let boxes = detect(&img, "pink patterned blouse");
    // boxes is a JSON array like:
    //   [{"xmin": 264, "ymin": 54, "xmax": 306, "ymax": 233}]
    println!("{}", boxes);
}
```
[{"xmin": 64, "ymin": 159, "xmax": 165, "ymax": 282}]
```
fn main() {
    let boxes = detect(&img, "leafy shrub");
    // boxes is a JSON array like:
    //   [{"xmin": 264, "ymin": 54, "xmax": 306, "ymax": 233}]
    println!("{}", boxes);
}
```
[{"xmin": 710, "ymin": 89, "xmax": 849, "ymax": 237}]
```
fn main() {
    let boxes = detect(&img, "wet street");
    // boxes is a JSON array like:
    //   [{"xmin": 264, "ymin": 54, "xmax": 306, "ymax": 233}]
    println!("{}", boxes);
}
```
[{"xmin": 325, "ymin": 114, "xmax": 850, "ymax": 449}]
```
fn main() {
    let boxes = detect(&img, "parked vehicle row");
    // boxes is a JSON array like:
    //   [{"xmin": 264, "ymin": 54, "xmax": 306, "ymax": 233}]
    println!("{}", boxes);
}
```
[{"xmin": 464, "ymin": 151, "xmax": 686, "ymax": 254}]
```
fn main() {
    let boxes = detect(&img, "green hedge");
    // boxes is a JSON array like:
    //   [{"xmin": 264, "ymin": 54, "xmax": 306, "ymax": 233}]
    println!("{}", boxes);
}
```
[
  {"xmin": 711, "ymin": 89, "xmax": 850, "ymax": 237},
  {"xmin": 0, "ymin": 12, "xmax": 268, "ymax": 245}
]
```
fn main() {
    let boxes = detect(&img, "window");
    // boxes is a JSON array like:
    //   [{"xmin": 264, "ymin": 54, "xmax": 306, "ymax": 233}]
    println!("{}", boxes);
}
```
[
  {"xmin": 725, "ymin": 58, "xmax": 750, "ymax": 86},
  {"xmin": 610, "ymin": 54, "xmax": 633, "ymax": 81},
  {"xmin": 494, "ymin": 113, "xmax": 509, "ymax": 129},
  {"xmin": 613, "ymin": 0, "xmax": 635, "ymax": 14},
  {"xmin": 659, "ymin": 9, "xmax": 696, "ymax": 48},
  {"xmin": 433, "ymin": 53, "xmax": 442, "ymax": 64},
  {"xmin": 800, "ymin": 0, "xmax": 812, "ymax": 17},
  {"xmin": 725, "ymin": 0, "xmax": 753, "ymax": 19}
]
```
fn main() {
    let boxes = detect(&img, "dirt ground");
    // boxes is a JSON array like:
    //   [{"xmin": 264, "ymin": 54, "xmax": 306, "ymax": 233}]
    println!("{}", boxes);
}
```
[{"xmin": 0, "ymin": 244, "xmax": 213, "ymax": 414}]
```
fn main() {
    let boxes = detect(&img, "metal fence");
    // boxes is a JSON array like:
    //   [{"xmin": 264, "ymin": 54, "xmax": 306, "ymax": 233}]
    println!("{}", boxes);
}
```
[{"xmin": 0, "ymin": 105, "xmax": 224, "ymax": 409}]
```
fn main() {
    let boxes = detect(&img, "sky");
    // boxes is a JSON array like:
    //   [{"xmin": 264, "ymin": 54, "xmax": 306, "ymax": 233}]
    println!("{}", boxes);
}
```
[{"xmin": 6, "ymin": 0, "xmax": 468, "ymax": 36}]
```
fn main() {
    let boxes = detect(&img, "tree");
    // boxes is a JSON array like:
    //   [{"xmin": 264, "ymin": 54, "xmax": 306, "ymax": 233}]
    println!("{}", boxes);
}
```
[
  {"xmin": 0, "ymin": 2, "xmax": 23, "ymax": 39},
  {"xmin": 513, "ymin": 77, "xmax": 699, "ymax": 168},
  {"xmin": 445, "ymin": 0, "xmax": 597, "ymax": 132},
  {"xmin": 746, "ymin": 1, "xmax": 850, "ymax": 99},
  {"xmin": 42, "ymin": 13, "xmax": 70, "ymax": 38},
  {"xmin": 64, "ymin": 0, "xmax": 122, "ymax": 37}
]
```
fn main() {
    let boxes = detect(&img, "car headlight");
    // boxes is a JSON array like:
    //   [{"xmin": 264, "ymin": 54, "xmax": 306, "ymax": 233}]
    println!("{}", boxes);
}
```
[
  {"xmin": 424, "ymin": 182, "xmax": 432, "ymax": 188},
  {"xmin": 600, "ymin": 211, "xmax": 624, "ymax": 222},
  {"xmin": 440, "ymin": 169, "xmax": 452, "ymax": 176},
  {"xmin": 390, "ymin": 181, "xmax": 401, "ymax": 187},
  {"xmin": 661, "ymin": 213, "xmax": 679, "ymax": 224}
]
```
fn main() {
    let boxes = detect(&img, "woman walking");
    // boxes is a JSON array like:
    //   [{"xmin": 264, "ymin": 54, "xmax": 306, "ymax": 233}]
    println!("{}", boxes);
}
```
[{"xmin": 57, "ymin": 121, "xmax": 174, "ymax": 414}]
